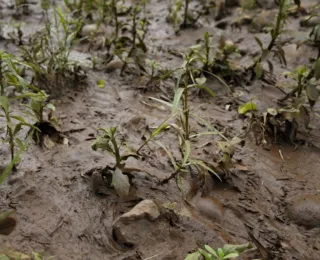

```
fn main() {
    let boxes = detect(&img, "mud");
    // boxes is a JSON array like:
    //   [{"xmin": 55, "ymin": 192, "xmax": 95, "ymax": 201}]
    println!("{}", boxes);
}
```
[{"xmin": 1, "ymin": 0, "xmax": 320, "ymax": 259}]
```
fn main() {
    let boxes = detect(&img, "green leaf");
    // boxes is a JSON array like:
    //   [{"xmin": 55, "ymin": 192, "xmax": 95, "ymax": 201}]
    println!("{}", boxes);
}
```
[
  {"xmin": 97, "ymin": 79, "xmax": 105, "ymax": 88},
  {"xmin": 91, "ymin": 137, "xmax": 113, "ymax": 153},
  {"xmin": 0, "ymin": 152, "xmax": 22, "ymax": 185},
  {"xmin": 46, "ymin": 103, "xmax": 56, "ymax": 111},
  {"xmin": 182, "ymin": 140, "xmax": 191, "ymax": 167},
  {"xmin": 13, "ymin": 123, "xmax": 22, "ymax": 136},
  {"xmin": 195, "ymin": 77, "xmax": 207, "ymax": 86},
  {"xmin": 0, "ymin": 96, "xmax": 9, "ymax": 116},
  {"xmin": 204, "ymin": 245, "xmax": 218, "ymax": 257},
  {"xmin": 172, "ymin": 88, "xmax": 184, "ymax": 113},
  {"xmin": 198, "ymin": 249, "xmax": 212, "ymax": 260},
  {"xmin": 0, "ymin": 210, "xmax": 15, "ymax": 223},
  {"xmin": 254, "ymin": 62, "xmax": 263, "ymax": 79},
  {"xmin": 55, "ymin": 7, "xmax": 68, "ymax": 33},
  {"xmin": 194, "ymin": 85, "xmax": 215, "ymax": 97},
  {"xmin": 218, "ymin": 248, "xmax": 224, "ymax": 258},
  {"xmin": 189, "ymin": 159, "xmax": 221, "ymax": 181},
  {"xmin": 238, "ymin": 101, "xmax": 257, "ymax": 114},
  {"xmin": 155, "ymin": 141, "xmax": 178, "ymax": 170},
  {"xmin": 184, "ymin": 252, "xmax": 201, "ymax": 260},
  {"xmin": 112, "ymin": 168, "xmax": 130, "ymax": 198},
  {"xmin": 315, "ymin": 58, "xmax": 320, "ymax": 80},
  {"xmin": 306, "ymin": 84, "xmax": 319, "ymax": 101},
  {"xmin": 223, "ymin": 243, "xmax": 252, "ymax": 254},
  {"xmin": 254, "ymin": 37, "xmax": 264, "ymax": 50},
  {"xmin": 223, "ymin": 252, "xmax": 240, "ymax": 259}
]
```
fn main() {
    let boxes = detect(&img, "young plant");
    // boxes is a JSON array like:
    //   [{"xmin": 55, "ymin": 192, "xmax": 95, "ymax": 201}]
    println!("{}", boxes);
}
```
[
  {"xmin": 118, "ymin": 5, "xmax": 148, "ymax": 75},
  {"xmin": 91, "ymin": 127, "xmax": 139, "ymax": 198},
  {"xmin": 18, "ymin": 90, "xmax": 60, "ymax": 146},
  {"xmin": 190, "ymin": 32, "xmax": 241, "ymax": 85},
  {"xmin": 279, "ymin": 65, "xmax": 319, "ymax": 106},
  {"xmin": 143, "ymin": 59, "xmax": 175, "ymax": 89},
  {"xmin": 0, "ymin": 96, "xmax": 31, "ymax": 171},
  {"xmin": 251, "ymin": 0, "xmax": 290, "ymax": 80},
  {"xmin": 167, "ymin": 0, "xmax": 205, "ymax": 31},
  {"xmin": 21, "ymin": 6, "xmax": 86, "ymax": 94},
  {"xmin": 185, "ymin": 243, "xmax": 252, "ymax": 260},
  {"xmin": 137, "ymin": 51, "xmax": 239, "ymax": 190}
]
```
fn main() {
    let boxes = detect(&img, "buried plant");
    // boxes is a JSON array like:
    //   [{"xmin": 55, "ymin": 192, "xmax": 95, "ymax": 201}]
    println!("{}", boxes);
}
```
[
  {"xmin": 19, "ymin": 90, "xmax": 61, "ymax": 147},
  {"xmin": 91, "ymin": 127, "xmax": 139, "ymax": 198},
  {"xmin": 185, "ymin": 243, "xmax": 252, "ymax": 260}
]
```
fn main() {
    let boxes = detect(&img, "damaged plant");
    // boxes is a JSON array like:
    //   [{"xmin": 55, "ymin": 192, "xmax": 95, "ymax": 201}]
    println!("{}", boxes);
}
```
[
  {"xmin": 18, "ymin": 90, "xmax": 61, "ymax": 147},
  {"xmin": 91, "ymin": 127, "xmax": 139, "ymax": 198}
]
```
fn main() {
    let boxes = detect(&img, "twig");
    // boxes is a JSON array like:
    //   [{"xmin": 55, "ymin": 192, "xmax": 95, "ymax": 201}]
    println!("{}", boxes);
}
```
[
  {"xmin": 159, "ymin": 169, "xmax": 180, "ymax": 185},
  {"xmin": 49, "ymin": 217, "xmax": 64, "ymax": 236}
]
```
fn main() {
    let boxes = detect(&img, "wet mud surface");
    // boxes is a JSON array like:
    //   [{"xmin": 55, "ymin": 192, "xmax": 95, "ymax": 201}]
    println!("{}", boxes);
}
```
[{"xmin": 1, "ymin": 0, "xmax": 320, "ymax": 259}]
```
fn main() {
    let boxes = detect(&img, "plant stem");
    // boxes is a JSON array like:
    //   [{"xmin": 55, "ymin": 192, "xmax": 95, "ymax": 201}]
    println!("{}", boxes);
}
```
[
  {"xmin": 121, "ymin": 7, "xmax": 137, "ymax": 75},
  {"xmin": 183, "ymin": 83, "xmax": 189, "ymax": 140},
  {"xmin": 0, "ymin": 57, "xmax": 3, "ymax": 96},
  {"xmin": 183, "ymin": 0, "xmax": 189, "ymax": 27},
  {"xmin": 111, "ymin": 0, "xmax": 119, "ymax": 38}
]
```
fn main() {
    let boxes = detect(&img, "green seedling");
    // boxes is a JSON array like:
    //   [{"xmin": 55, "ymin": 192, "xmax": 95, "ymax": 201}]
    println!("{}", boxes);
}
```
[
  {"xmin": 143, "ymin": 59, "xmax": 175, "ymax": 89},
  {"xmin": 188, "ymin": 32, "xmax": 240, "ymax": 87},
  {"xmin": 279, "ymin": 65, "xmax": 319, "ymax": 106},
  {"xmin": 21, "ymin": 6, "xmax": 86, "ymax": 94},
  {"xmin": 251, "ymin": 0, "xmax": 290, "ymax": 79},
  {"xmin": 92, "ymin": 127, "xmax": 139, "ymax": 198},
  {"xmin": 118, "ymin": 5, "xmax": 148, "ymax": 75},
  {"xmin": 0, "ymin": 249, "xmax": 54, "ymax": 260},
  {"xmin": 7, "ymin": 22, "xmax": 24, "ymax": 46},
  {"xmin": 167, "ymin": 0, "xmax": 205, "ymax": 31},
  {"xmin": 185, "ymin": 243, "xmax": 252, "ymax": 260},
  {"xmin": 0, "ymin": 96, "xmax": 32, "ymax": 171},
  {"xmin": 0, "ymin": 51, "xmax": 29, "ymax": 96},
  {"xmin": 17, "ymin": 90, "xmax": 60, "ymax": 146},
  {"xmin": 137, "ymin": 51, "xmax": 239, "ymax": 191}
]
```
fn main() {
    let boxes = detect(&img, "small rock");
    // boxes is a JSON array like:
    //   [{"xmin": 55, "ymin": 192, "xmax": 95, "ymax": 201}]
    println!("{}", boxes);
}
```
[
  {"xmin": 251, "ymin": 10, "xmax": 277, "ymax": 32},
  {"xmin": 287, "ymin": 195, "xmax": 320, "ymax": 228},
  {"xmin": 80, "ymin": 24, "xmax": 107, "ymax": 37},
  {"xmin": 105, "ymin": 60, "xmax": 124, "ymax": 73},
  {"xmin": 112, "ymin": 200, "xmax": 161, "ymax": 246}
]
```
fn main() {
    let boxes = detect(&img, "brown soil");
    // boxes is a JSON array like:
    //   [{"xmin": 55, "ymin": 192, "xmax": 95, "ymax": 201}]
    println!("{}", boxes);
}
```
[{"xmin": 1, "ymin": 0, "xmax": 320, "ymax": 259}]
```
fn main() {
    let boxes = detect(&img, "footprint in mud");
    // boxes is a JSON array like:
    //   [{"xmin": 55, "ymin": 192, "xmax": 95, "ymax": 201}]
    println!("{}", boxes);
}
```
[
  {"xmin": 287, "ymin": 195, "xmax": 320, "ymax": 228},
  {"xmin": 194, "ymin": 196, "xmax": 225, "ymax": 223}
]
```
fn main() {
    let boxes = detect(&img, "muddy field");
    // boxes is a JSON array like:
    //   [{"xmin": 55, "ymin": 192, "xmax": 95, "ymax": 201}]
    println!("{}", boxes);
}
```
[{"xmin": 1, "ymin": 0, "xmax": 320, "ymax": 259}]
